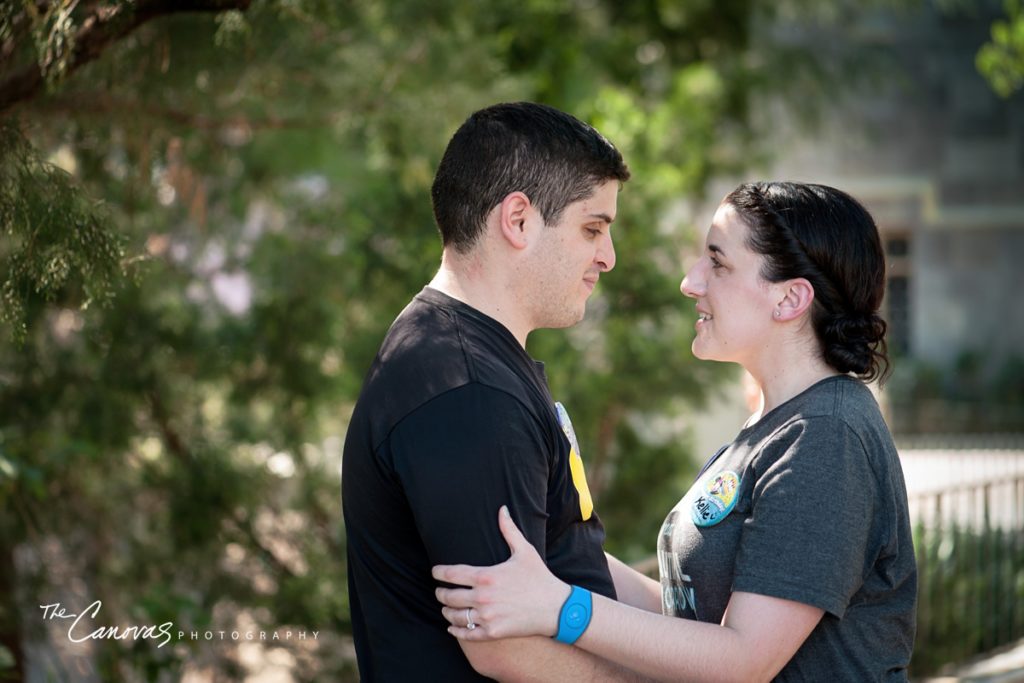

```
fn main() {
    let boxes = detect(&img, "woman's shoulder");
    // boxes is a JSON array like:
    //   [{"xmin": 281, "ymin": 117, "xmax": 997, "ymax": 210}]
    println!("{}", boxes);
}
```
[
  {"xmin": 770, "ymin": 377, "xmax": 902, "ymax": 482},
  {"xmin": 746, "ymin": 377, "xmax": 876, "ymax": 438},
  {"xmin": 775, "ymin": 375, "xmax": 887, "ymax": 436},
  {"xmin": 733, "ymin": 377, "xmax": 900, "ymax": 477}
]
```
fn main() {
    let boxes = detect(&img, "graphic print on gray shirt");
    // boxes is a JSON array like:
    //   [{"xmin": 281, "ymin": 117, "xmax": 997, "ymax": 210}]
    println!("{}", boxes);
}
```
[{"xmin": 658, "ymin": 376, "xmax": 917, "ymax": 681}]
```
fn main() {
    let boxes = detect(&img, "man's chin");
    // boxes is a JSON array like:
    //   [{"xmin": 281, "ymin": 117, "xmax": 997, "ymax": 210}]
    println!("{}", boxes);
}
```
[
  {"xmin": 539, "ymin": 307, "xmax": 587, "ymax": 330},
  {"xmin": 567, "ymin": 303, "xmax": 588, "ymax": 326}
]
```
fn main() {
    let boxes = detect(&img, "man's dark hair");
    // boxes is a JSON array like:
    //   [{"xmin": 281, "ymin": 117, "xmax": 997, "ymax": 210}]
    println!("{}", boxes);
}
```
[{"xmin": 431, "ymin": 102, "xmax": 630, "ymax": 253}]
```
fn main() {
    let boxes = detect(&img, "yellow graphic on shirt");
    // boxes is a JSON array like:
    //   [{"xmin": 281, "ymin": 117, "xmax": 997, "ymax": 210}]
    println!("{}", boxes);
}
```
[{"xmin": 555, "ymin": 402, "xmax": 594, "ymax": 520}]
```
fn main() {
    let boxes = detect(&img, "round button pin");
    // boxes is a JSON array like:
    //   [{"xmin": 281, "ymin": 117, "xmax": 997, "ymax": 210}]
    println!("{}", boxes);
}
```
[{"xmin": 691, "ymin": 470, "xmax": 740, "ymax": 527}]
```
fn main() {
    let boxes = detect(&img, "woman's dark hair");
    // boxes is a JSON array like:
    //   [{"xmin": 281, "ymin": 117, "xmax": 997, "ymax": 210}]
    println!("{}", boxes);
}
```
[
  {"xmin": 431, "ymin": 102, "xmax": 630, "ymax": 253},
  {"xmin": 725, "ymin": 181, "xmax": 891, "ymax": 383}
]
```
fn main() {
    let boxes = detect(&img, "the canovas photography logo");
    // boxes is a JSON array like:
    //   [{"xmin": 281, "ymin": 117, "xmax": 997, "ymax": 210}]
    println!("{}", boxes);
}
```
[{"xmin": 40, "ymin": 601, "xmax": 319, "ymax": 649}]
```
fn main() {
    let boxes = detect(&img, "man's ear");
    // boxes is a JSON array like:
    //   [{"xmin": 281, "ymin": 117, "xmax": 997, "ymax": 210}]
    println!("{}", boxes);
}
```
[
  {"xmin": 498, "ymin": 191, "xmax": 532, "ymax": 250},
  {"xmin": 775, "ymin": 278, "xmax": 815, "ymax": 321}
]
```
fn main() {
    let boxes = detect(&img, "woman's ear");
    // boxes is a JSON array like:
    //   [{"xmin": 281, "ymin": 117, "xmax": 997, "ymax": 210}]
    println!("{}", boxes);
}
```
[
  {"xmin": 774, "ymin": 278, "xmax": 815, "ymax": 321},
  {"xmin": 498, "ymin": 191, "xmax": 532, "ymax": 250}
]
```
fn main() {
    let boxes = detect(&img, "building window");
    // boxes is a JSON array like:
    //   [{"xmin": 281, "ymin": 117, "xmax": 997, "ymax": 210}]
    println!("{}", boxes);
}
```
[{"xmin": 884, "ymin": 233, "xmax": 911, "ymax": 356}]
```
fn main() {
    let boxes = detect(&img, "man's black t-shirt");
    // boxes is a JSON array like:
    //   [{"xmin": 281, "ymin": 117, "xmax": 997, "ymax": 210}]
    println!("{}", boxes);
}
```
[{"xmin": 342, "ymin": 287, "xmax": 615, "ymax": 681}]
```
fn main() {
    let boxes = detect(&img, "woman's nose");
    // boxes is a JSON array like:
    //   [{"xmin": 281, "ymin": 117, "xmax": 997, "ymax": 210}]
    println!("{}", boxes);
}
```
[{"xmin": 680, "ymin": 261, "xmax": 706, "ymax": 298}]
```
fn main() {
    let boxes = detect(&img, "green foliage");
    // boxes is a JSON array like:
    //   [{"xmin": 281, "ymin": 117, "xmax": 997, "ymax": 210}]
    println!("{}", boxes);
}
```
[
  {"xmin": 0, "ymin": 121, "xmax": 124, "ymax": 342},
  {"xmin": 978, "ymin": 0, "xmax": 1024, "ymax": 97},
  {"xmin": 887, "ymin": 351, "xmax": 1024, "ymax": 434},
  {"xmin": 0, "ymin": 0, "xmax": 881, "ymax": 677},
  {"xmin": 912, "ymin": 521, "xmax": 1024, "ymax": 675}
]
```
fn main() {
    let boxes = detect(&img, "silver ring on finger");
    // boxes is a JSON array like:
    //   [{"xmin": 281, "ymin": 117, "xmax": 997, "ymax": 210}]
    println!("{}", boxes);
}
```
[{"xmin": 466, "ymin": 608, "xmax": 477, "ymax": 630}]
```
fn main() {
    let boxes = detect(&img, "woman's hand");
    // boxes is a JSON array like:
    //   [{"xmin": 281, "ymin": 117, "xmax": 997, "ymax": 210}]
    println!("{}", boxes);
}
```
[{"xmin": 432, "ymin": 505, "xmax": 571, "ymax": 641}]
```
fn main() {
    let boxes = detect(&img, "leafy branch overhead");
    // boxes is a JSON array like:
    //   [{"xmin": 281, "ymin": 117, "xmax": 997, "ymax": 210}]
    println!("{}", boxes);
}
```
[
  {"xmin": 977, "ymin": 0, "xmax": 1024, "ymax": 97},
  {"xmin": 0, "ymin": 0, "xmax": 253, "ymax": 341},
  {"xmin": 0, "ymin": 120, "xmax": 123, "ymax": 341},
  {"xmin": 0, "ymin": 0, "xmax": 253, "ymax": 113}
]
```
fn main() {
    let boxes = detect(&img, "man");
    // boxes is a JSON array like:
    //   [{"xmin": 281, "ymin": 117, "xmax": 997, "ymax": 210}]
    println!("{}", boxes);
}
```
[{"xmin": 342, "ymin": 102, "xmax": 635, "ymax": 681}]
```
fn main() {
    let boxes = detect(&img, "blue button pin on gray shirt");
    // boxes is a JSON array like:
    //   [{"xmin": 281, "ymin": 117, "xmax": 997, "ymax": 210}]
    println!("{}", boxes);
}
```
[{"xmin": 691, "ymin": 470, "xmax": 740, "ymax": 527}]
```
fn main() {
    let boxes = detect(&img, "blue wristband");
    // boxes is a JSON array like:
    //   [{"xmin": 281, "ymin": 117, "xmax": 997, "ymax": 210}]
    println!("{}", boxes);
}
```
[{"xmin": 554, "ymin": 585, "xmax": 592, "ymax": 644}]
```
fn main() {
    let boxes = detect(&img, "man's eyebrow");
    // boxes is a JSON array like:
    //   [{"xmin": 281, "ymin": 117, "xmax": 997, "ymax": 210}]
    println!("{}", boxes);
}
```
[
  {"xmin": 587, "ymin": 213, "xmax": 614, "ymax": 224},
  {"xmin": 708, "ymin": 243, "xmax": 726, "ymax": 257}
]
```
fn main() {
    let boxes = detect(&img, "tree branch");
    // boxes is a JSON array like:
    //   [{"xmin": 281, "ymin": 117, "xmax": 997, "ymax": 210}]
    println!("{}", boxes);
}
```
[
  {"xmin": 228, "ymin": 511, "xmax": 300, "ymax": 581},
  {"xmin": 0, "ymin": 1, "xmax": 53, "ymax": 69},
  {"xmin": 0, "ymin": 0, "xmax": 252, "ymax": 115},
  {"xmin": 147, "ymin": 388, "xmax": 190, "ymax": 463}
]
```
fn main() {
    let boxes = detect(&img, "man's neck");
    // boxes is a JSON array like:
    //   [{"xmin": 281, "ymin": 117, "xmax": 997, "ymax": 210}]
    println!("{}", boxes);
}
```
[{"xmin": 429, "ymin": 257, "xmax": 531, "ymax": 348}]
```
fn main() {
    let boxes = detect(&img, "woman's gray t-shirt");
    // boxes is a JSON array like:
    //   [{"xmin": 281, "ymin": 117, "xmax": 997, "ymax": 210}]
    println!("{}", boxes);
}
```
[{"xmin": 658, "ymin": 375, "xmax": 917, "ymax": 681}]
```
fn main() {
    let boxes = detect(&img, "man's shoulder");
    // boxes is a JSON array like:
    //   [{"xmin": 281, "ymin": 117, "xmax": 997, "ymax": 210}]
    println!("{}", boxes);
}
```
[
  {"xmin": 358, "ymin": 295, "xmax": 471, "ymax": 420},
  {"xmin": 371, "ymin": 293, "xmax": 525, "ymax": 387},
  {"xmin": 400, "ymin": 382, "xmax": 552, "ymax": 443},
  {"xmin": 353, "ymin": 293, "xmax": 548, "ymax": 447},
  {"xmin": 378, "ymin": 293, "xmax": 462, "ymax": 364}
]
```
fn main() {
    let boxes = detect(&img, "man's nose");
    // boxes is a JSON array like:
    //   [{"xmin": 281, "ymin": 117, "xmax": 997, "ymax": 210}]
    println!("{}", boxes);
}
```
[{"xmin": 597, "ymin": 233, "xmax": 616, "ymax": 272}]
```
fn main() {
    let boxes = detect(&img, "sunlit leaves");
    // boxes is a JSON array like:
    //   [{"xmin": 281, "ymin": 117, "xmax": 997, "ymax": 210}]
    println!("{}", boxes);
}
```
[
  {"xmin": 977, "ymin": 0, "xmax": 1024, "ymax": 97},
  {"xmin": 0, "ymin": 121, "xmax": 125, "ymax": 342}
]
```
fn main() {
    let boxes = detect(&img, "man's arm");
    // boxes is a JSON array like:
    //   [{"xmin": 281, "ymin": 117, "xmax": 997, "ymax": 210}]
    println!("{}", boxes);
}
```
[{"xmin": 394, "ymin": 386, "xmax": 646, "ymax": 679}]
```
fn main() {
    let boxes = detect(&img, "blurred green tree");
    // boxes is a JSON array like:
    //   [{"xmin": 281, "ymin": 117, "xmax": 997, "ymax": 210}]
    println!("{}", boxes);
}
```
[
  {"xmin": 978, "ymin": 0, "xmax": 1024, "ymax": 96},
  {"xmin": 1, "ymin": 0, "xmax": 870, "ymax": 679}
]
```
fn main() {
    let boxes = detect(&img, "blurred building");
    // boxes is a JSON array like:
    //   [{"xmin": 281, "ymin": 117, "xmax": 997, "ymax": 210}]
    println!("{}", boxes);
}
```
[
  {"xmin": 690, "ymin": 1, "xmax": 1023, "ymax": 454},
  {"xmin": 763, "ymin": 1, "xmax": 1024, "ymax": 435}
]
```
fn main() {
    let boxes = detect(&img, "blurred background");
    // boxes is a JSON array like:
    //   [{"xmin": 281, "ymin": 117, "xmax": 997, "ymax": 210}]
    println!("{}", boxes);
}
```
[{"xmin": 1, "ymin": 0, "xmax": 1022, "ymax": 680}]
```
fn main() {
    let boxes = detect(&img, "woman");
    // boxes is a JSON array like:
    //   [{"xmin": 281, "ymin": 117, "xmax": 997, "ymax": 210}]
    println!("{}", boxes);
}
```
[{"xmin": 433, "ymin": 182, "xmax": 917, "ymax": 681}]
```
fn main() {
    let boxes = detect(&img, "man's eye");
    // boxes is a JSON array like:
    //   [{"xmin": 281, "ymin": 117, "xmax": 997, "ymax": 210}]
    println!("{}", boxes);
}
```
[{"xmin": 710, "ymin": 257, "xmax": 723, "ymax": 269}]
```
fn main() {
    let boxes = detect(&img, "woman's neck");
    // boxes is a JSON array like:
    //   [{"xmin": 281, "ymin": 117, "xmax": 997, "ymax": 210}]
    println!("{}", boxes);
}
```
[{"xmin": 751, "ymin": 358, "xmax": 840, "ymax": 420}]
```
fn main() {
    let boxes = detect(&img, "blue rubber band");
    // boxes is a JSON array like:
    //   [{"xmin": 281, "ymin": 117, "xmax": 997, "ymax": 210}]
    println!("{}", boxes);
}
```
[{"xmin": 554, "ymin": 585, "xmax": 592, "ymax": 645}]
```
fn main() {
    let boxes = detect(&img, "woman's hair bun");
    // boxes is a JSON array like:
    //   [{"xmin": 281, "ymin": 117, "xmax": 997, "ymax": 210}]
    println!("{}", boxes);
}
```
[{"xmin": 820, "ymin": 311, "xmax": 889, "ymax": 382}]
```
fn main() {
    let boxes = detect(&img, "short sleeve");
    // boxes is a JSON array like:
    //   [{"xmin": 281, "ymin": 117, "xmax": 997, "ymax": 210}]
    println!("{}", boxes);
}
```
[
  {"xmin": 732, "ymin": 417, "xmax": 877, "ymax": 617},
  {"xmin": 388, "ymin": 383, "xmax": 552, "ymax": 567}
]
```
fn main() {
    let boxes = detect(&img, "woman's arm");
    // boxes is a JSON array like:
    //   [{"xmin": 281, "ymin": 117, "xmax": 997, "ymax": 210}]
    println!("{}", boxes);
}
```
[
  {"xmin": 578, "ymin": 590, "xmax": 822, "ymax": 682},
  {"xmin": 458, "ymin": 637, "xmax": 653, "ymax": 682},
  {"xmin": 604, "ymin": 553, "xmax": 662, "ymax": 613},
  {"xmin": 434, "ymin": 507, "xmax": 823, "ymax": 683}
]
